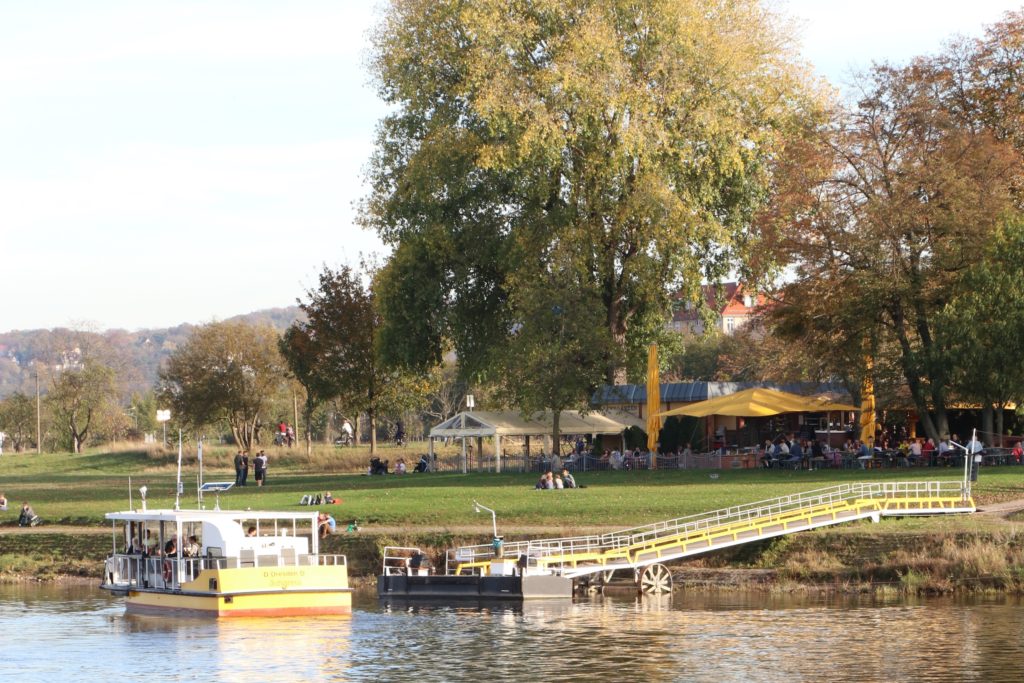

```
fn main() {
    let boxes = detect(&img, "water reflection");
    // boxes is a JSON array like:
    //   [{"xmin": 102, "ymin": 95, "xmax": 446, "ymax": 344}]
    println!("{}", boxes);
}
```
[
  {"xmin": 2, "ymin": 585, "xmax": 1023, "ymax": 682},
  {"xmin": 355, "ymin": 591, "xmax": 1024, "ymax": 682}
]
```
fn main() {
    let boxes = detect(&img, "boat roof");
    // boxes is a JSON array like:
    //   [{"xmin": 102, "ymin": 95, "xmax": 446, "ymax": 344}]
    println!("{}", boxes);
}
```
[{"xmin": 105, "ymin": 508, "xmax": 319, "ymax": 524}]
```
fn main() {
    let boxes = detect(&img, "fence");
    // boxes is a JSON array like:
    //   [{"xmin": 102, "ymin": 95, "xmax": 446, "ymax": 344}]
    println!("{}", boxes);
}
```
[{"xmin": 409, "ymin": 450, "xmax": 742, "ymax": 474}]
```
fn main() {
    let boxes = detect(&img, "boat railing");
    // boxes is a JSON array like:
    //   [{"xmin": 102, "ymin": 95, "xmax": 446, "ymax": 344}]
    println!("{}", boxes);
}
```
[
  {"xmin": 447, "ymin": 480, "xmax": 972, "ymax": 574},
  {"xmin": 104, "ymin": 551, "xmax": 348, "ymax": 590},
  {"xmin": 382, "ymin": 546, "xmax": 430, "ymax": 576}
]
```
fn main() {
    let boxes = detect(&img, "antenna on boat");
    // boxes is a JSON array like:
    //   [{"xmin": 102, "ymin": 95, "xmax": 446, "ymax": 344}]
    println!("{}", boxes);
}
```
[
  {"xmin": 128, "ymin": 476, "xmax": 133, "ymax": 510},
  {"xmin": 197, "ymin": 436, "xmax": 204, "ymax": 508}
]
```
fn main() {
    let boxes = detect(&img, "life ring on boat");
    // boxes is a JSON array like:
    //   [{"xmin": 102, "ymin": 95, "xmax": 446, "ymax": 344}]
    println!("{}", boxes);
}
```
[{"xmin": 162, "ymin": 559, "xmax": 173, "ymax": 582}]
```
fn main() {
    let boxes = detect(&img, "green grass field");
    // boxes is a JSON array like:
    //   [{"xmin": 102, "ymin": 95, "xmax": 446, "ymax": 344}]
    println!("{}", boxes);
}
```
[{"xmin": 2, "ymin": 443, "xmax": 1022, "ymax": 532}]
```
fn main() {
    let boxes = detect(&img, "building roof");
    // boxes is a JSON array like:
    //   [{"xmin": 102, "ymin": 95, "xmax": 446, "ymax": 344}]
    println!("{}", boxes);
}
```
[
  {"xmin": 673, "ymin": 283, "xmax": 767, "ymax": 323},
  {"xmin": 430, "ymin": 410, "xmax": 646, "ymax": 438}
]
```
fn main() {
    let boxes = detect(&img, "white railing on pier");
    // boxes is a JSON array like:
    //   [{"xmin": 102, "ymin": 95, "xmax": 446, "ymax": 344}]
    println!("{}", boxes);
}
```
[{"xmin": 448, "ymin": 481, "xmax": 973, "ymax": 577}]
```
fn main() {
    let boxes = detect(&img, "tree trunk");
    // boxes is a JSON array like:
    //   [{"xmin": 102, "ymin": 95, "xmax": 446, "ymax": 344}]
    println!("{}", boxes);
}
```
[
  {"xmin": 369, "ymin": 409, "xmax": 377, "ymax": 455},
  {"xmin": 293, "ymin": 392, "xmax": 300, "ymax": 446},
  {"xmin": 354, "ymin": 415, "xmax": 361, "ymax": 447},
  {"xmin": 996, "ymin": 404, "xmax": 1005, "ymax": 447},
  {"xmin": 551, "ymin": 410, "xmax": 561, "ymax": 458},
  {"xmin": 982, "ymin": 405, "xmax": 995, "ymax": 445},
  {"xmin": 304, "ymin": 397, "xmax": 314, "ymax": 458},
  {"xmin": 605, "ymin": 276, "xmax": 629, "ymax": 384},
  {"xmin": 889, "ymin": 307, "xmax": 943, "ymax": 442}
]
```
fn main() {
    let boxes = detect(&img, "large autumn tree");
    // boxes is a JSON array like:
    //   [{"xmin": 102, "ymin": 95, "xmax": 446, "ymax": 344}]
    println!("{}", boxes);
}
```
[
  {"xmin": 365, "ymin": 0, "xmax": 821, "ymax": 388},
  {"xmin": 757, "ymin": 56, "xmax": 1022, "ymax": 443}
]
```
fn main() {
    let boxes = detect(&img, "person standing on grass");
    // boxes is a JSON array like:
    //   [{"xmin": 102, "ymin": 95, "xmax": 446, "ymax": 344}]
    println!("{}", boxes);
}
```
[
  {"xmin": 233, "ymin": 451, "xmax": 245, "ymax": 486},
  {"xmin": 254, "ymin": 450, "xmax": 267, "ymax": 487}
]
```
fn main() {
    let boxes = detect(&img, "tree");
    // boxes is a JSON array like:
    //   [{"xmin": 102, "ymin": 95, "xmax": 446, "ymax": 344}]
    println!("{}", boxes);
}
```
[
  {"xmin": 46, "ymin": 361, "xmax": 118, "ymax": 453},
  {"xmin": 755, "ymin": 59, "xmax": 1021, "ymax": 443},
  {"xmin": 421, "ymin": 361, "xmax": 469, "ymax": 426},
  {"xmin": 495, "ymin": 269, "xmax": 615, "ymax": 454},
  {"xmin": 365, "ymin": 0, "xmax": 822, "ymax": 383},
  {"xmin": 938, "ymin": 219, "xmax": 1024, "ymax": 443},
  {"xmin": 294, "ymin": 265, "xmax": 428, "ymax": 455},
  {"xmin": 0, "ymin": 391, "xmax": 36, "ymax": 452},
  {"xmin": 280, "ymin": 322, "xmax": 334, "ymax": 456},
  {"xmin": 159, "ymin": 322, "xmax": 286, "ymax": 452}
]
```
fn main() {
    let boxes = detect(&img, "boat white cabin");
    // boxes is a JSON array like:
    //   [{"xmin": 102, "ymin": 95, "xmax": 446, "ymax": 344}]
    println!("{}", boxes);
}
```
[{"xmin": 100, "ymin": 508, "xmax": 351, "ymax": 617}]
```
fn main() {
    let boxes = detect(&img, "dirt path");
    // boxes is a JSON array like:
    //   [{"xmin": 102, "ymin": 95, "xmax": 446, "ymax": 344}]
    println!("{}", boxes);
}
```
[
  {"xmin": 0, "ymin": 523, "xmax": 625, "ymax": 537},
  {"xmin": 975, "ymin": 498, "xmax": 1024, "ymax": 517},
  {"xmin": 6, "ymin": 500, "xmax": 1021, "ymax": 536}
]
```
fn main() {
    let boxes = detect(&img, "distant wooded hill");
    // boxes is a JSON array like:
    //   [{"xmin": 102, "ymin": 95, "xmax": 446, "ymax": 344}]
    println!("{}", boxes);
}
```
[{"xmin": 0, "ymin": 306, "xmax": 304, "ymax": 400}]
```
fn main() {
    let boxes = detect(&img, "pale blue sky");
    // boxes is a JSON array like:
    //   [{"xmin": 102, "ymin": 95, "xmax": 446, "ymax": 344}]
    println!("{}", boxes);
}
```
[{"xmin": 0, "ymin": 1, "xmax": 1018, "ymax": 332}]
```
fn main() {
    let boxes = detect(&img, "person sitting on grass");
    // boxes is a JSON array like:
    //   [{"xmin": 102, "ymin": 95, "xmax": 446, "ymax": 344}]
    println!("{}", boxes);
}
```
[
  {"xmin": 18, "ymin": 502, "xmax": 40, "ymax": 527},
  {"xmin": 561, "ymin": 468, "xmax": 577, "ymax": 489},
  {"xmin": 318, "ymin": 512, "xmax": 336, "ymax": 538}
]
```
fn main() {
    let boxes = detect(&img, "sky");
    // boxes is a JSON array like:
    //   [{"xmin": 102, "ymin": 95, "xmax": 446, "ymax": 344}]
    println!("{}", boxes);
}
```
[{"xmin": 0, "ymin": 0, "xmax": 1019, "ymax": 333}]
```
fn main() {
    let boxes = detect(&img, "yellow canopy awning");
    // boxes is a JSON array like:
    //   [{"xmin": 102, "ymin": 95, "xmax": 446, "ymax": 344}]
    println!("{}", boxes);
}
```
[
  {"xmin": 656, "ymin": 388, "xmax": 813, "ymax": 418},
  {"xmin": 803, "ymin": 395, "xmax": 859, "ymax": 412},
  {"xmin": 656, "ymin": 387, "xmax": 856, "ymax": 419}
]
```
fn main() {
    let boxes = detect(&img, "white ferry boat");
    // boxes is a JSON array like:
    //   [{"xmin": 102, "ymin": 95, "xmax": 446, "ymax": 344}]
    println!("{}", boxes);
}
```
[{"xmin": 100, "ymin": 508, "xmax": 351, "ymax": 617}]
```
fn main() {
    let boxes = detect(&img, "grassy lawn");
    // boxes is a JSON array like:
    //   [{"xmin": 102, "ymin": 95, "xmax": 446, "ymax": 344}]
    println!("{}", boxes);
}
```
[{"xmin": 2, "ymin": 443, "xmax": 1021, "ymax": 532}]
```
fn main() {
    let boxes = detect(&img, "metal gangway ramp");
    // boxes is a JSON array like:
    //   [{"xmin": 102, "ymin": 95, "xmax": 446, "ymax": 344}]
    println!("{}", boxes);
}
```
[{"xmin": 450, "ymin": 481, "xmax": 975, "ymax": 593}]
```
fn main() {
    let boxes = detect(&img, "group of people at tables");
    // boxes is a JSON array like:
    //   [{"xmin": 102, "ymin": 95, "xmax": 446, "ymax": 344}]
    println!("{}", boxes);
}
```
[{"xmin": 759, "ymin": 433, "xmax": 1021, "ymax": 469}]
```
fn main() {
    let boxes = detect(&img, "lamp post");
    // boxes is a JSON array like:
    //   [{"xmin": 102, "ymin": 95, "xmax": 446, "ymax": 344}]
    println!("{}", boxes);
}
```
[
  {"xmin": 156, "ymin": 409, "xmax": 171, "ymax": 446},
  {"xmin": 33, "ymin": 363, "xmax": 41, "ymax": 454},
  {"xmin": 462, "ymin": 394, "xmax": 475, "ymax": 475},
  {"xmin": 473, "ymin": 500, "xmax": 502, "ymax": 557}
]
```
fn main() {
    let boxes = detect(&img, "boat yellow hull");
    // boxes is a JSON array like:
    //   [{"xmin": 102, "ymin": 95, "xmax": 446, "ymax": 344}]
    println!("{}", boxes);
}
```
[{"xmin": 122, "ymin": 565, "xmax": 352, "ymax": 617}]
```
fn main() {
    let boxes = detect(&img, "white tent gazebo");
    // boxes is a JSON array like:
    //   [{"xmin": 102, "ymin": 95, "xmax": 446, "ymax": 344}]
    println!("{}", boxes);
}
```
[{"xmin": 429, "ymin": 409, "xmax": 645, "ymax": 473}]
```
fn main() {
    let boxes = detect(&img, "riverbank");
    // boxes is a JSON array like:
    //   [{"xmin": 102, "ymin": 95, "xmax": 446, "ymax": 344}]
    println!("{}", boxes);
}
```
[
  {"xmin": 3, "ymin": 515, "xmax": 1024, "ymax": 595},
  {"xmin": 2, "ymin": 446, "xmax": 1023, "ymax": 594}
]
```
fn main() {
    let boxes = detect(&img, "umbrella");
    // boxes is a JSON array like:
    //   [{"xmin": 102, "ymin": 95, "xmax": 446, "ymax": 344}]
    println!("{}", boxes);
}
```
[
  {"xmin": 646, "ymin": 344, "xmax": 662, "ymax": 458},
  {"xmin": 860, "ymin": 360, "xmax": 876, "ymax": 445},
  {"xmin": 656, "ymin": 387, "xmax": 815, "ymax": 418}
]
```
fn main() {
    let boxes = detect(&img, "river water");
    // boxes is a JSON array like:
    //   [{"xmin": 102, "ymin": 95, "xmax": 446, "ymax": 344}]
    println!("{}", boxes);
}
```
[{"xmin": 1, "ymin": 584, "xmax": 1022, "ymax": 682}]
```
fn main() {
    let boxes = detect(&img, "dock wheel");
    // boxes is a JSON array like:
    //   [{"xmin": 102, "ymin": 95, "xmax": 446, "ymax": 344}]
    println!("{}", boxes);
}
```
[{"xmin": 638, "ymin": 563, "xmax": 672, "ymax": 594}]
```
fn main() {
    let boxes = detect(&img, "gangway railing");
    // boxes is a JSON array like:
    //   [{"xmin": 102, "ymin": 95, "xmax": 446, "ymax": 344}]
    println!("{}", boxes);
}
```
[{"xmin": 449, "ymin": 481, "xmax": 973, "ymax": 579}]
